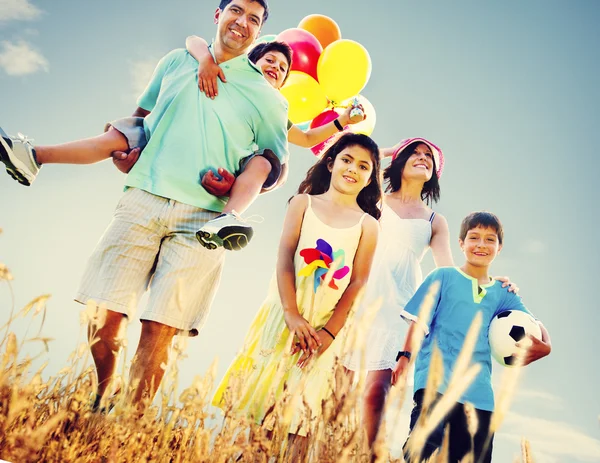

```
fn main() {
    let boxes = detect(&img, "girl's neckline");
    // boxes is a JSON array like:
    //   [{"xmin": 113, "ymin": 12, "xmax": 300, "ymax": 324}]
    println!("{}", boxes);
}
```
[{"xmin": 307, "ymin": 196, "xmax": 365, "ymax": 230}]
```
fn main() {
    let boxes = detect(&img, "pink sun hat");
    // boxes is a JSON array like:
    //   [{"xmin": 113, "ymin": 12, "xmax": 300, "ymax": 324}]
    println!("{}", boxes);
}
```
[{"xmin": 392, "ymin": 137, "xmax": 445, "ymax": 178}]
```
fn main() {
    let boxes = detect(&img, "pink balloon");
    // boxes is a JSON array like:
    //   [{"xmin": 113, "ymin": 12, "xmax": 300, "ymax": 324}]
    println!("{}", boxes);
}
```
[
  {"xmin": 309, "ymin": 109, "xmax": 342, "ymax": 156},
  {"xmin": 276, "ymin": 28, "xmax": 323, "ymax": 82}
]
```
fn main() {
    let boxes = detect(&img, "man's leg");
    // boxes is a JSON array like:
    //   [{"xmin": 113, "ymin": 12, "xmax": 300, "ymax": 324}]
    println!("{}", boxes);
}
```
[
  {"xmin": 127, "ymin": 320, "xmax": 177, "ymax": 406},
  {"xmin": 88, "ymin": 309, "xmax": 126, "ymax": 407}
]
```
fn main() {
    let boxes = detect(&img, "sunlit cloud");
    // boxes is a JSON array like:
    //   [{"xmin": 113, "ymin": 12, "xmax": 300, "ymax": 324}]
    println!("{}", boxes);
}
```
[
  {"xmin": 498, "ymin": 412, "xmax": 600, "ymax": 462},
  {"xmin": 0, "ymin": 40, "xmax": 48, "ymax": 76},
  {"xmin": 0, "ymin": 0, "xmax": 42, "ymax": 23}
]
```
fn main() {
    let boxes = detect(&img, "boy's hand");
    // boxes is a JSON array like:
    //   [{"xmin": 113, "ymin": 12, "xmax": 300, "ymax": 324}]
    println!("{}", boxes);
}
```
[
  {"xmin": 391, "ymin": 356, "xmax": 410, "ymax": 386},
  {"xmin": 112, "ymin": 147, "xmax": 142, "ymax": 174},
  {"xmin": 198, "ymin": 59, "xmax": 227, "ymax": 99},
  {"xmin": 516, "ymin": 334, "xmax": 551, "ymax": 366},
  {"xmin": 494, "ymin": 275, "xmax": 519, "ymax": 293},
  {"xmin": 338, "ymin": 103, "xmax": 366, "ymax": 127},
  {"xmin": 201, "ymin": 168, "xmax": 235, "ymax": 196}
]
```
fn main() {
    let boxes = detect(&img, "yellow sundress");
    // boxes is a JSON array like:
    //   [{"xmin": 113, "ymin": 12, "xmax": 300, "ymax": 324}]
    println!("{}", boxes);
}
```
[{"xmin": 212, "ymin": 194, "xmax": 367, "ymax": 435}]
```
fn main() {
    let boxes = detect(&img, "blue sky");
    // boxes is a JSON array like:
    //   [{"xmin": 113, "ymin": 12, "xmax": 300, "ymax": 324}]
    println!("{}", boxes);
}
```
[{"xmin": 1, "ymin": 1, "xmax": 599, "ymax": 461}]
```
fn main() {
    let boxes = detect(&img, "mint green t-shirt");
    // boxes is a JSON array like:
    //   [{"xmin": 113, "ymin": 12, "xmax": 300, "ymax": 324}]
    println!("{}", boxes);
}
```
[{"xmin": 125, "ymin": 48, "xmax": 290, "ymax": 211}]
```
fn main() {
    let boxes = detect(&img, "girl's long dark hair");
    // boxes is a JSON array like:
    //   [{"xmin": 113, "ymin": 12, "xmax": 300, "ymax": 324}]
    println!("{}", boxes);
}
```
[
  {"xmin": 295, "ymin": 133, "xmax": 382, "ymax": 220},
  {"xmin": 383, "ymin": 141, "xmax": 441, "ymax": 204}
]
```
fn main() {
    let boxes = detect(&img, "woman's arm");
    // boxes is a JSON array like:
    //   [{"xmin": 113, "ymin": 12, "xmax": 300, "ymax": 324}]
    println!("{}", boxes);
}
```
[
  {"xmin": 185, "ymin": 35, "xmax": 226, "ymax": 98},
  {"xmin": 429, "ymin": 213, "xmax": 454, "ymax": 267},
  {"xmin": 287, "ymin": 104, "xmax": 365, "ymax": 148},
  {"xmin": 277, "ymin": 195, "xmax": 322, "ymax": 354}
]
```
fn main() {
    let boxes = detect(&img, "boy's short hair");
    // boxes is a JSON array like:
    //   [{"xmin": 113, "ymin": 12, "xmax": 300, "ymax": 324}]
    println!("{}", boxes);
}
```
[
  {"xmin": 248, "ymin": 41, "xmax": 293, "ymax": 86},
  {"xmin": 218, "ymin": 0, "xmax": 269, "ymax": 23},
  {"xmin": 459, "ymin": 211, "xmax": 504, "ymax": 244}
]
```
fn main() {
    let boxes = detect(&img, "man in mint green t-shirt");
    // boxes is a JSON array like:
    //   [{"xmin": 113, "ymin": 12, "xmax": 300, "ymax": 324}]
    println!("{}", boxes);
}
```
[{"xmin": 75, "ymin": 0, "xmax": 289, "ymax": 412}]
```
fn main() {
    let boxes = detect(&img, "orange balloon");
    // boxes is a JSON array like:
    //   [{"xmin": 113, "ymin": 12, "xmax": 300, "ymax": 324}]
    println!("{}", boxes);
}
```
[{"xmin": 298, "ymin": 14, "xmax": 341, "ymax": 49}]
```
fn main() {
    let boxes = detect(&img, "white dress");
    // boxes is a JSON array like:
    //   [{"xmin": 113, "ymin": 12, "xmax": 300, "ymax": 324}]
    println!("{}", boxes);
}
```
[{"xmin": 344, "ymin": 204, "xmax": 434, "ymax": 371}]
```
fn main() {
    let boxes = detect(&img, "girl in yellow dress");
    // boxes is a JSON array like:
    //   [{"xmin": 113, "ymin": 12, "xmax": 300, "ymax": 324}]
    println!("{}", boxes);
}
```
[{"xmin": 213, "ymin": 133, "xmax": 382, "ymax": 440}]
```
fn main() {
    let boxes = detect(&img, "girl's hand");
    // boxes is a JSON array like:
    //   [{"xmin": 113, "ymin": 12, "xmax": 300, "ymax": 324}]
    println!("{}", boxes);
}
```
[
  {"xmin": 198, "ymin": 59, "xmax": 227, "ymax": 99},
  {"xmin": 494, "ymin": 275, "xmax": 519, "ymax": 293},
  {"xmin": 295, "ymin": 329, "xmax": 334, "ymax": 368},
  {"xmin": 284, "ymin": 310, "xmax": 322, "ymax": 355},
  {"xmin": 391, "ymin": 356, "xmax": 410, "ymax": 386}
]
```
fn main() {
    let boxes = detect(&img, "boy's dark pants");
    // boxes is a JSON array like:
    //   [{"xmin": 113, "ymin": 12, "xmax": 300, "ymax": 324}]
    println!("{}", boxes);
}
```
[{"xmin": 403, "ymin": 389, "xmax": 494, "ymax": 463}]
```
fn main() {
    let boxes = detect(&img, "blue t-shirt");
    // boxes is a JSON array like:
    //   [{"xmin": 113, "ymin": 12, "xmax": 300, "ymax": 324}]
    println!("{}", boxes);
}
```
[
  {"xmin": 125, "ymin": 48, "xmax": 290, "ymax": 211},
  {"xmin": 402, "ymin": 267, "xmax": 533, "ymax": 411}
]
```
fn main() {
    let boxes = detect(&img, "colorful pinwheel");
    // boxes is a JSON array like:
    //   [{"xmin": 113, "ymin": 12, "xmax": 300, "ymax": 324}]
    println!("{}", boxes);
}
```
[{"xmin": 298, "ymin": 238, "xmax": 350, "ymax": 292}]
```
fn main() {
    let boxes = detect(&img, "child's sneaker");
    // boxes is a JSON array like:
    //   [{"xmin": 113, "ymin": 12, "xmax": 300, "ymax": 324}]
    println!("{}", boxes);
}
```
[
  {"xmin": 0, "ymin": 127, "xmax": 40, "ymax": 186},
  {"xmin": 196, "ymin": 211, "xmax": 254, "ymax": 251}
]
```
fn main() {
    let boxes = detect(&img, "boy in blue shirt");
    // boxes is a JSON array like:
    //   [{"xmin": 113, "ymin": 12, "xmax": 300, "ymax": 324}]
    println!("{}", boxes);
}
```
[{"xmin": 392, "ymin": 211, "xmax": 551, "ymax": 462}]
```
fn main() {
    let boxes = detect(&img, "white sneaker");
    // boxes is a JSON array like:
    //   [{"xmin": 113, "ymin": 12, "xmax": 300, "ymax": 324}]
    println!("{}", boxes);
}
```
[
  {"xmin": 196, "ymin": 211, "xmax": 254, "ymax": 251},
  {"xmin": 0, "ymin": 127, "xmax": 40, "ymax": 186}
]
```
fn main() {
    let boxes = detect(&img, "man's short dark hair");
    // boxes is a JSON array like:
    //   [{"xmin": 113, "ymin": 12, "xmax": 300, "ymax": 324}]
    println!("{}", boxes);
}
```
[
  {"xmin": 248, "ymin": 41, "xmax": 293, "ymax": 86},
  {"xmin": 459, "ymin": 211, "xmax": 504, "ymax": 245},
  {"xmin": 218, "ymin": 0, "xmax": 269, "ymax": 23}
]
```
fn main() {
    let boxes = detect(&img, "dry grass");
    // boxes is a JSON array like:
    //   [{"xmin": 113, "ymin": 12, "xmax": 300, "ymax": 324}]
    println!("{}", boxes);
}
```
[{"xmin": 0, "ymin": 236, "xmax": 535, "ymax": 462}]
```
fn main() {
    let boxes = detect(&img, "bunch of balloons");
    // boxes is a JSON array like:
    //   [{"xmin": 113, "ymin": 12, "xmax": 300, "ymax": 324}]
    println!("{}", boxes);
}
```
[{"xmin": 257, "ymin": 14, "xmax": 376, "ymax": 155}]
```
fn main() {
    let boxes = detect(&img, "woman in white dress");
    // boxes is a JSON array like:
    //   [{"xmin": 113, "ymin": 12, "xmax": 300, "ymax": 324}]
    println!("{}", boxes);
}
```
[{"xmin": 344, "ymin": 137, "xmax": 453, "ymax": 447}]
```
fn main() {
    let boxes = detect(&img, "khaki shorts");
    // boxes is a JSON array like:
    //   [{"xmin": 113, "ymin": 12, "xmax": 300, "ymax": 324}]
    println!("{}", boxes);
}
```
[{"xmin": 75, "ymin": 188, "xmax": 225, "ymax": 336}]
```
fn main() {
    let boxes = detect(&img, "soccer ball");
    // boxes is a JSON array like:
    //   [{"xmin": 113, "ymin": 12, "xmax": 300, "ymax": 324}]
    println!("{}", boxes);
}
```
[{"xmin": 488, "ymin": 310, "xmax": 542, "ymax": 367}]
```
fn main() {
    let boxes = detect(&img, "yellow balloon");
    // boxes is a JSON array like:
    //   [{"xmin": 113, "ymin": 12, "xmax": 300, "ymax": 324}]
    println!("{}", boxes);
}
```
[
  {"xmin": 317, "ymin": 40, "xmax": 372, "ymax": 104},
  {"xmin": 280, "ymin": 71, "xmax": 328, "ymax": 124},
  {"xmin": 340, "ymin": 94, "xmax": 377, "ymax": 136}
]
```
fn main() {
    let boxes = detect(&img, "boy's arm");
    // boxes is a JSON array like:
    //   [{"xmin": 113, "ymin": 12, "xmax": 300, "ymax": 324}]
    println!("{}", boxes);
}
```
[
  {"xmin": 185, "ymin": 35, "xmax": 226, "ymax": 99},
  {"xmin": 287, "ymin": 104, "xmax": 365, "ymax": 148},
  {"xmin": 517, "ymin": 321, "xmax": 552, "ymax": 366}
]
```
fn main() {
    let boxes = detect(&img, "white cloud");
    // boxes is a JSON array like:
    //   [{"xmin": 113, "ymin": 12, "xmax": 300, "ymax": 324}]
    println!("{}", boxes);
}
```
[
  {"xmin": 129, "ymin": 58, "xmax": 159, "ymax": 100},
  {"xmin": 523, "ymin": 239, "xmax": 547, "ymax": 254},
  {"xmin": 513, "ymin": 388, "xmax": 564, "ymax": 409},
  {"xmin": 498, "ymin": 412, "xmax": 600, "ymax": 462},
  {"xmin": 0, "ymin": 40, "xmax": 48, "ymax": 76},
  {"xmin": 0, "ymin": 0, "xmax": 42, "ymax": 23}
]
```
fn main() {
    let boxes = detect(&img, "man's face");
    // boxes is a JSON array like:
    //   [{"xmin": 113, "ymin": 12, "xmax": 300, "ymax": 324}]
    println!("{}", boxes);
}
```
[{"xmin": 215, "ymin": 1, "xmax": 264, "ymax": 54}]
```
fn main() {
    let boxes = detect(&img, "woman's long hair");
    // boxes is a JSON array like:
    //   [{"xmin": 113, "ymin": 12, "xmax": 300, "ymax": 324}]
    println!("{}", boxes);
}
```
[
  {"xmin": 383, "ymin": 141, "xmax": 440, "ymax": 204},
  {"xmin": 295, "ymin": 133, "xmax": 382, "ymax": 220}
]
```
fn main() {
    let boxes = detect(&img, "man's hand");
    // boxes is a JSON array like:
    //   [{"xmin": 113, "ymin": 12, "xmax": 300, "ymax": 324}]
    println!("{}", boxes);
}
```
[
  {"xmin": 516, "ymin": 334, "xmax": 551, "ymax": 366},
  {"xmin": 198, "ymin": 59, "xmax": 227, "ymax": 99},
  {"xmin": 201, "ymin": 168, "xmax": 236, "ymax": 196},
  {"xmin": 494, "ymin": 275, "xmax": 519, "ymax": 293},
  {"xmin": 391, "ymin": 356, "xmax": 410, "ymax": 386},
  {"xmin": 112, "ymin": 147, "xmax": 142, "ymax": 174}
]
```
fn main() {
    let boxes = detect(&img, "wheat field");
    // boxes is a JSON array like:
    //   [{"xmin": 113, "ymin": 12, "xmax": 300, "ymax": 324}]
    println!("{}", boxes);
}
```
[{"xmin": 0, "ymin": 237, "xmax": 534, "ymax": 463}]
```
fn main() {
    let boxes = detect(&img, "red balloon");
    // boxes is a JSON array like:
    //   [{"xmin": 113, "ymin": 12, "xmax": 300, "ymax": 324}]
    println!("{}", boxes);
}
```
[
  {"xmin": 309, "ymin": 109, "xmax": 343, "ymax": 156},
  {"xmin": 276, "ymin": 28, "xmax": 323, "ymax": 82}
]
